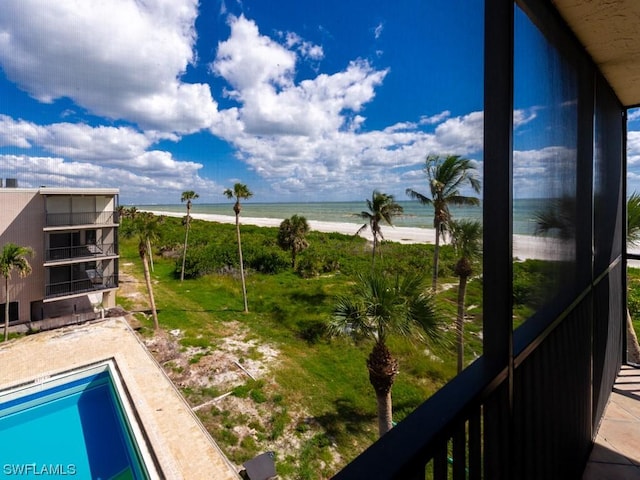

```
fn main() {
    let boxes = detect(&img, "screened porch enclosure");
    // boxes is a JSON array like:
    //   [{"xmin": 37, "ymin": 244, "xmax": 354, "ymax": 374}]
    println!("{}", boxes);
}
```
[{"xmin": 333, "ymin": 0, "xmax": 629, "ymax": 478}]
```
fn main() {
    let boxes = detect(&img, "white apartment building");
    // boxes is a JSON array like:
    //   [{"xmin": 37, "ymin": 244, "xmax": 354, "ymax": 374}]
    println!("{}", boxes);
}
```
[{"xmin": 0, "ymin": 184, "xmax": 119, "ymax": 330}]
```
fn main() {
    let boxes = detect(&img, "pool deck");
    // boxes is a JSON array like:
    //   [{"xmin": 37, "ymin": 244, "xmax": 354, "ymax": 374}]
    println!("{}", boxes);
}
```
[{"xmin": 0, "ymin": 317, "xmax": 240, "ymax": 480}]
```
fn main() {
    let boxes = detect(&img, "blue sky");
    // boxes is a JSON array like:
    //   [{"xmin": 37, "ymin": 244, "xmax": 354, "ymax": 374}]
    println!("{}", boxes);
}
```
[{"xmin": 0, "ymin": 0, "xmax": 638, "ymax": 204}]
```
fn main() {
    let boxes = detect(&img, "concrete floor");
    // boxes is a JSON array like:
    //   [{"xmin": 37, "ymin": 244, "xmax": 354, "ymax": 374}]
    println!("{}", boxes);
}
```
[
  {"xmin": 0, "ymin": 318, "xmax": 240, "ymax": 480},
  {"xmin": 583, "ymin": 365, "xmax": 640, "ymax": 479}
]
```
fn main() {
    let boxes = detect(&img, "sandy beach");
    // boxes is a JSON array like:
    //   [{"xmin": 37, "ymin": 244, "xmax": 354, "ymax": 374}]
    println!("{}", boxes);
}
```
[
  {"xmin": 143, "ymin": 209, "xmax": 581, "ymax": 262},
  {"xmin": 144, "ymin": 209, "xmax": 436, "ymax": 243}
]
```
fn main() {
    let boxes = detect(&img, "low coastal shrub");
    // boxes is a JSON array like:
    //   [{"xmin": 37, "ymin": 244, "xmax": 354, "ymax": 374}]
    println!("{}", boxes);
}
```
[
  {"xmin": 177, "ymin": 242, "xmax": 237, "ymax": 278},
  {"xmin": 246, "ymin": 250, "xmax": 289, "ymax": 274}
]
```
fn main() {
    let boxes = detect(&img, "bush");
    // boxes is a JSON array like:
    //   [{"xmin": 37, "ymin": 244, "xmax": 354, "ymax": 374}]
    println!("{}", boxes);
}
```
[
  {"xmin": 297, "ymin": 319, "xmax": 327, "ymax": 344},
  {"xmin": 175, "ymin": 243, "xmax": 238, "ymax": 278},
  {"xmin": 295, "ymin": 250, "xmax": 340, "ymax": 278},
  {"xmin": 512, "ymin": 259, "xmax": 574, "ymax": 309},
  {"xmin": 247, "ymin": 251, "xmax": 289, "ymax": 274},
  {"xmin": 296, "ymin": 254, "xmax": 323, "ymax": 278}
]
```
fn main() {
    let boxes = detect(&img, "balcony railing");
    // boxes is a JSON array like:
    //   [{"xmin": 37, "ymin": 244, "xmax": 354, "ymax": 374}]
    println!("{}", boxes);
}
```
[
  {"xmin": 333, "ymin": 263, "xmax": 621, "ymax": 479},
  {"xmin": 45, "ymin": 243, "xmax": 116, "ymax": 262},
  {"xmin": 45, "ymin": 274, "xmax": 118, "ymax": 299},
  {"xmin": 333, "ymin": 356, "xmax": 499, "ymax": 480},
  {"xmin": 45, "ymin": 211, "xmax": 118, "ymax": 227}
]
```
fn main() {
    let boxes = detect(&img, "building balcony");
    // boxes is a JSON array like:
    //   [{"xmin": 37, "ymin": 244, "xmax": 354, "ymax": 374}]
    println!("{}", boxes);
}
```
[
  {"xmin": 45, "ymin": 274, "xmax": 118, "ymax": 300},
  {"xmin": 582, "ymin": 365, "xmax": 640, "ymax": 479},
  {"xmin": 45, "ymin": 210, "xmax": 118, "ymax": 227},
  {"xmin": 45, "ymin": 242, "xmax": 117, "ymax": 262}
]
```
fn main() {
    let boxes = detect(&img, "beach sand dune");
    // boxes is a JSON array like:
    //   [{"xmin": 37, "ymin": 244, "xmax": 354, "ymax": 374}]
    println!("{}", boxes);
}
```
[{"xmin": 144, "ymin": 210, "xmax": 574, "ymax": 261}]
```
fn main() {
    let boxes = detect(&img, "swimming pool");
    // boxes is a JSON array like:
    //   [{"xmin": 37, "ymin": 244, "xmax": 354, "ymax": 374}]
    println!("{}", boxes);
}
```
[{"xmin": 0, "ymin": 361, "xmax": 156, "ymax": 479}]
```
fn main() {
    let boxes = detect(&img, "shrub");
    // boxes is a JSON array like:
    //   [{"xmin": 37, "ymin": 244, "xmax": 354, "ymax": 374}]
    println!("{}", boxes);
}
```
[
  {"xmin": 298, "ymin": 319, "xmax": 327, "ymax": 344},
  {"xmin": 175, "ymin": 243, "xmax": 238, "ymax": 278},
  {"xmin": 295, "ymin": 250, "xmax": 340, "ymax": 278},
  {"xmin": 296, "ymin": 254, "xmax": 322, "ymax": 278},
  {"xmin": 247, "ymin": 251, "xmax": 289, "ymax": 274}
]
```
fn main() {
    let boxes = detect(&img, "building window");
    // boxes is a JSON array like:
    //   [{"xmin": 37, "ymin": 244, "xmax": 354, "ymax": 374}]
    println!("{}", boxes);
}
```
[{"xmin": 0, "ymin": 302, "xmax": 19, "ymax": 324}]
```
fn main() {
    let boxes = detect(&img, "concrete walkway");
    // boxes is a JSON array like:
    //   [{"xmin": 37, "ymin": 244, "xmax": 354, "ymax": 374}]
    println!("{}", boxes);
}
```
[{"xmin": 583, "ymin": 365, "xmax": 640, "ymax": 479}]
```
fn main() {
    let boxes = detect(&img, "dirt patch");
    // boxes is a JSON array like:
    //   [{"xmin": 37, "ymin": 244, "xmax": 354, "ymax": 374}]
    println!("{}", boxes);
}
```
[
  {"xmin": 143, "ymin": 324, "xmax": 279, "ymax": 393},
  {"xmin": 141, "ymin": 324, "xmax": 343, "ymax": 474},
  {"xmin": 117, "ymin": 264, "xmax": 148, "ymax": 310}
]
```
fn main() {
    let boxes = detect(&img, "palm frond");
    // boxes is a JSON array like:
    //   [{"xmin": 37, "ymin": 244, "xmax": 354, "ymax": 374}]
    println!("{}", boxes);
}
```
[
  {"xmin": 329, "ymin": 296, "xmax": 375, "ymax": 341},
  {"xmin": 405, "ymin": 188, "xmax": 432, "ymax": 205},
  {"xmin": 628, "ymin": 192, "xmax": 640, "ymax": 246},
  {"xmin": 330, "ymin": 270, "xmax": 442, "ymax": 346}
]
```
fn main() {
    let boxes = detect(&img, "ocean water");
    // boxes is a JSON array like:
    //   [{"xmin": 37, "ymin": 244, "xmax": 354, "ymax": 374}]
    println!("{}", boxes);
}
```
[{"xmin": 136, "ymin": 199, "xmax": 544, "ymax": 236}]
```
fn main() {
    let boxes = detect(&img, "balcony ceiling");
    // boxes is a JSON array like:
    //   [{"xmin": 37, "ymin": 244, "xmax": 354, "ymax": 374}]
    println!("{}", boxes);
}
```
[{"xmin": 551, "ymin": 0, "xmax": 640, "ymax": 108}]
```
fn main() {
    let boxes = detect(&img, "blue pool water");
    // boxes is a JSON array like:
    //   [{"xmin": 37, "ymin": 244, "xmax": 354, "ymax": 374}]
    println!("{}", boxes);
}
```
[{"xmin": 0, "ymin": 367, "xmax": 150, "ymax": 480}]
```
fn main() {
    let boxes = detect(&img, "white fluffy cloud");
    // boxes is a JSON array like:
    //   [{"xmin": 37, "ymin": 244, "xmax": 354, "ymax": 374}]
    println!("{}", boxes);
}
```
[
  {"xmin": 0, "ymin": 152, "xmax": 220, "ymax": 203},
  {"xmin": 283, "ymin": 32, "xmax": 324, "ymax": 61},
  {"xmin": 0, "ymin": 0, "xmax": 219, "ymax": 133},
  {"xmin": 627, "ymin": 130, "xmax": 640, "ymax": 195},
  {"xmin": 628, "ymin": 130, "xmax": 640, "ymax": 166},
  {"xmin": 0, "ymin": 117, "xmax": 218, "ymax": 202},
  {"xmin": 513, "ymin": 146, "xmax": 577, "ymax": 198},
  {"xmin": 211, "ymin": 15, "xmax": 388, "ymax": 139}
]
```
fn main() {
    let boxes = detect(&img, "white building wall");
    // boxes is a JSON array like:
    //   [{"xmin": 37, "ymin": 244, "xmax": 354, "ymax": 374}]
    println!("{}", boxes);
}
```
[{"xmin": 0, "ymin": 190, "xmax": 46, "ymax": 321}]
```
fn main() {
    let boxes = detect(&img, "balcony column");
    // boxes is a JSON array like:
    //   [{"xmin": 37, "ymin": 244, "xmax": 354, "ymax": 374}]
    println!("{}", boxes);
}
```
[{"xmin": 483, "ymin": 0, "xmax": 514, "ymax": 478}]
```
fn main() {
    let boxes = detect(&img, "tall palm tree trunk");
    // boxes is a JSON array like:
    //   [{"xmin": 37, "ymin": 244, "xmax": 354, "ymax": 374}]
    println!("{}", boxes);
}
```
[
  {"xmin": 627, "ymin": 309, "xmax": 640, "ymax": 364},
  {"xmin": 456, "ymin": 275, "xmax": 468, "ymax": 373},
  {"xmin": 147, "ymin": 238, "xmax": 154, "ymax": 272},
  {"xmin": 375, "ymin": 391, "xmax": 393, "ymax": 436},
  {"xmin": 235, "ymin": 213, "xmax": 249, "ymax": 313},
  {"xmin": 141, "ymin": 252, "xmax": 159, "ymax": 330},
  {"xmin": 180, "ymin": 222, "xmax": 190, "ymax": 282},
  {"xmin": 4, "ymin": 278, "xmax": 9, "ymax": 342},
  {"xmin": 367, "ymin": 341, "xmax": 398, "ymax": 436},
  {"xmin": 432, "ymin": 224, "xmax": 441, "ymax": 291},
  {"xmin": 371, "ymin": 236, "xmax": 377, "ymax": 268}
]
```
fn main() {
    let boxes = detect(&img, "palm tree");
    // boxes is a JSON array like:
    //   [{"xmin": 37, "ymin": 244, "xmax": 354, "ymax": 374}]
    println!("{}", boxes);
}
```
[
  {"xmin": 180, "ymin": 190, "xmax": 199, "ymax": 282},
  {"xmin": 356, "ymin": 191, "xmax": 403, "ymax": 266},
  {"xmin": 628, "ymin": 192, "xmax": 640, "ymax": 246},
  {"xmin": 533, "ymin": 196, "xmax": 576, "ymax": 240},
  {"xmin": 122, "ymin": 212, "xmax": 160, "ymax": 330},
  {"xmin": 406, "ymin": 154, "xmax": 481, "ymax": 290},
  {"xmin": 449, "ymin": 219, "xmax": 483, "ymax": 373},
  {"xmin": 224, "ymin": 183, "xmax": 253, "ymax": 313},
  {"xmin": 277, "ymin": 215, "xmax": 310, "ymax": 269},
  {"xmin": 119, "ymin": 205, "xmax": 138, "ymax": 219},
  {"xmin": 1, "ymin": 243, "xmax": 34, "ymax": 341},
  {"xmin": 329, "ymin": 270, "xmax": 441, "ymax": 437}
]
